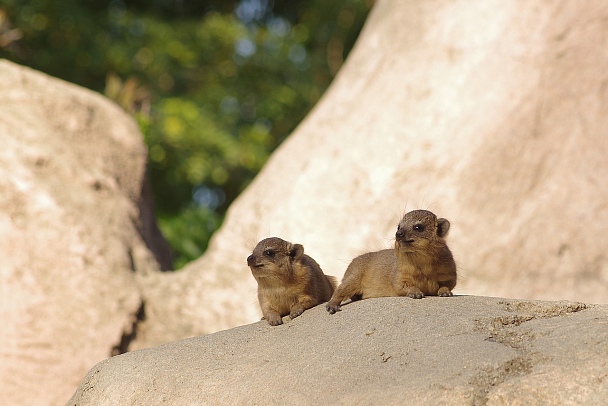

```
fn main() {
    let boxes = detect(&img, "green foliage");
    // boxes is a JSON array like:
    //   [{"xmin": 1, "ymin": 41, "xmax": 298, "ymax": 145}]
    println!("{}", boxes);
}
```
[
  {"xmin": 157, "ymin": 204, "xmax": 222, "ymax": 270},
  {"xmin": 0, "ymin": 0, "xmax": 371, "ymax": 269}
]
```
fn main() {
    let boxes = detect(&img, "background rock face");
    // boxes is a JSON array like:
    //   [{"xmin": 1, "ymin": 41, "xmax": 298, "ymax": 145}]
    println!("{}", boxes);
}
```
[
  {"xmin": 0, "ymin": 60, "xmax": 166, "ymax": 405},
  {"xmin": 68, "ymin": 296, "xmax": 608, "ymax": 405},
  {"xmin": 137, "ymin": 0, "xmax": 608, "ymax": 349}
]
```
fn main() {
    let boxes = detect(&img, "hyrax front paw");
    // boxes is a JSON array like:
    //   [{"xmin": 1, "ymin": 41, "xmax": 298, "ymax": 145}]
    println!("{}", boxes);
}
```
[
  {"xmin": 437, "ymin": 286, "xmax": 453, "ymax": 297},
  {"xmin": 266, "ymin": 312, "xmax": 283, "ymax": 326},
  {"xmin": 289, "ymin": 306, "xmax": 305, "ymax": 319},
  {"xmin": 326, "ymin": 301, "xmax": 341, "ymax": 314},
  {"xmin": 403, "ymin": 287, "xmax": 424, "ymax": 299}
]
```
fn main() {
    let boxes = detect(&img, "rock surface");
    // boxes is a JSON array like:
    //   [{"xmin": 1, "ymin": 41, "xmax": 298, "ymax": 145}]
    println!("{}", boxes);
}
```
[
  {"xmin": 0, "ymin": 60, "xmax": 167, "ymax": 406},
  {"xmin": 134, "ymin": 0, "xmax": 608, "ymax": 351},
  {"xmin": 69, "ymin": 296, "xmax": 608, "ymax": 405}
]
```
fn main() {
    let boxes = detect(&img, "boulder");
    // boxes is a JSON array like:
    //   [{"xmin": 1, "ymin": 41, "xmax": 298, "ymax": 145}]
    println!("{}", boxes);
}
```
[
  {"xmin": 68, "ymin": 296, "xmax": 608, "ymax": 405},
  {"xmin": 134, "ymin": 0, "xmax": 608, "ymax": 351},
  {"xmin": 0, "ymin": 60, "xmax": 167, "ymax": 406}
]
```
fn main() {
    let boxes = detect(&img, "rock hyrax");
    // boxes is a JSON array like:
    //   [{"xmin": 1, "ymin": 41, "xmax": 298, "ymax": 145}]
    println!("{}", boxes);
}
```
[
  {"xmin": 247, "ymin": 237, "xmax": 337, "ymax": 325},
  {"xmin": 326, "ymin": 210, "xmax": 457, "ymax": 314}
]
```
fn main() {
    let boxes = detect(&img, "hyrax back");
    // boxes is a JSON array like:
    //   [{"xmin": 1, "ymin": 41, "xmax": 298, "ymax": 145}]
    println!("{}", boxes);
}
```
[
  {"xmin": 247, "ymin": 237, "xmax": 337, "ymax": 325},
  {"xmin": 326, "ymin": 210, "xmax": 457, "ymax": 313}
]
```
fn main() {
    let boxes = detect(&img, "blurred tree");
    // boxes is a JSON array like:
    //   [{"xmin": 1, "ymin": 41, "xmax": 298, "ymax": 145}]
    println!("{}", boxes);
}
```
[{"xmin": 0, "ymin": 0, "xmax": 372, "ymax": 269}]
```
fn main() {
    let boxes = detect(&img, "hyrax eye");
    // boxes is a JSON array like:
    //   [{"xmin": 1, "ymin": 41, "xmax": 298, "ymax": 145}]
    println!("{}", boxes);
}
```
[
  {"xmin": 263, "ymin": 249, "xmax": 275, "ymax": 258},
  {"xmin": 413, "ymin": 224, "xmax": 425, "ymax": 232}
]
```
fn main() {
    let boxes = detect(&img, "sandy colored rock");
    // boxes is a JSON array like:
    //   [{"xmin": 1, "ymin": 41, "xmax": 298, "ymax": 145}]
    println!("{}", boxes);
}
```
[
  {"xmin": 68, "ymin": 296, "xmax": 608, "ymax": 405},
  {"xmin": 0, "ymin": 60, "xmax": 167, "ymax": 405},
  {"xmin": 135, "ymin": 0, "xmax": 608, "ymax": 350}
]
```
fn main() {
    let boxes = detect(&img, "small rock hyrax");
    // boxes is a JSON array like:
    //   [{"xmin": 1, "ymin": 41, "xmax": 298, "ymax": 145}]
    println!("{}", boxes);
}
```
[
  {"xmin": 247, "ymin": 237, "xmax": 337, "ymax": 325},
  {"xmin": 326, "ymin": 209, "xmax": 457, "ymax": 314}
]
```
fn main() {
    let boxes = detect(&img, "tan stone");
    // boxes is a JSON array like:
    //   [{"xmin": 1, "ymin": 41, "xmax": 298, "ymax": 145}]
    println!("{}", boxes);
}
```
[
  {"xmin": 136, "ymin": 0, "xmax": 608, "ymax": 351},
  {"xmin": 0, "ymin": 60, "xmax": 166, "ymax": 405},
  {"xmin": 68, "ymin": 296, "xmax": 608, "ymax": 405}
]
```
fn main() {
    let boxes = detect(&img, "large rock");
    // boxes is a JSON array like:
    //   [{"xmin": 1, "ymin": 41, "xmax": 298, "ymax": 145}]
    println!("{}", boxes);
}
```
[
  {"xmin": 0, "ymin": 60, "xmax": 168, "ymax": 405},
  {"xmin": 68, "ymin": 296, "xmax": 608, "ymax": 405},
  {"xmin": 134, "ymin": 0, "xmax": 608, "ymax": 350}
]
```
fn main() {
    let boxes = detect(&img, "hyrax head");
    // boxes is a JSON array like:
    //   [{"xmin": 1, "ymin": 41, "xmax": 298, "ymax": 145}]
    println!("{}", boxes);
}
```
[
  {"xmin": 395, "ymin": 210, "xmax": 450, "ymax": 251},
  {"xmin": 246, "ymin": 237, "xmax": 304, "ymax": 278}
]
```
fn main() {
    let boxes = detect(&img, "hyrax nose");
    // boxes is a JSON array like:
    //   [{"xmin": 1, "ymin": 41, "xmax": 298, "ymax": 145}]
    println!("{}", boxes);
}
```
[
  {"xmin": 246, "ymin": 254, "xmax": 255, "ymax": 265},
  {"xmin": 395, "ymin": 229, "xmax": 405, "ymax": 239}
]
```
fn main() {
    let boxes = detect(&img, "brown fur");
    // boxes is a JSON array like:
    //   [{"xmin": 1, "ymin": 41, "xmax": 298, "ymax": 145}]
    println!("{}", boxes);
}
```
[
  {"xmin": 326, "ymin": 210, "xmax": 457, "ymax": 313},
  {"xmin": 247, "ymin": 237, "xmax": 337, "ymax": 325}
]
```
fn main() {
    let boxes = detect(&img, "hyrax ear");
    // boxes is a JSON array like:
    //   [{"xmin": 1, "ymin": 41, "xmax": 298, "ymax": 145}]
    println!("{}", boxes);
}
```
[
  {"xmin": 288, "ymin": 244, "xmax": 304, "ymax": 261},
  {"xmin": 436, "ymin": 218, "xmax": 450, "ymax": 238}
]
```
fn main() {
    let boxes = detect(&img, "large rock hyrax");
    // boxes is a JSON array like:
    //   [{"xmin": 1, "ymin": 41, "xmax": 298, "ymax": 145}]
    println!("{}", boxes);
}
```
[
  {"xmin": 247, "ymin": 237, "xmax": 337, "ymax": 325},
  {"xmin": 326, "ymin": 209, "xmax": 457, "ymax": 314}
]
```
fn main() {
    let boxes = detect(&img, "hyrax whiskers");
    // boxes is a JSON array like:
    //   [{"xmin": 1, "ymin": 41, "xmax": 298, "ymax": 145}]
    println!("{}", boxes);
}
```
[
  {"xmin": 326, "ymin": 210, "xmax": 457, "ymax": 314},
  {"xmin": 247, "ymin": 237, "xmax": 337, "ymax": 325}
]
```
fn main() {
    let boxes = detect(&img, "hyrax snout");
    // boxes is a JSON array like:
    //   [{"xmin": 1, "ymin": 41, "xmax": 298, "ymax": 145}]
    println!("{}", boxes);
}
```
[
  {"xmin": 248, "ymin": 237, "xmax": 337, "ymax": 326},
  {"xmin": 326, "ymin": 209, "xmax": 457, "ymax": 314}
]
